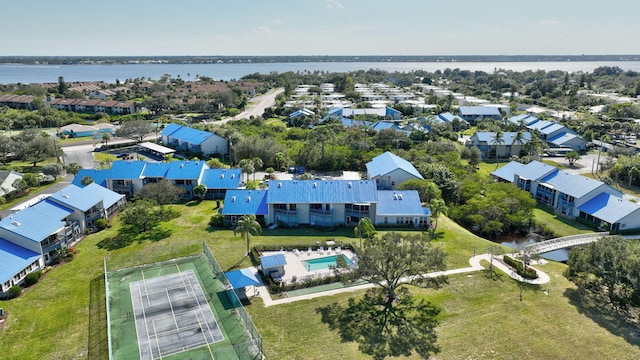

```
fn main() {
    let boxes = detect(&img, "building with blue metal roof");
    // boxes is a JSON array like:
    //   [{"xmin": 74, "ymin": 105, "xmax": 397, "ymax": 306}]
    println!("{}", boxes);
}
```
[
  {"xmin": 72, "ymin": 168, "xmax": 110, "ymax": 187},
  {"xmin": 259, "ymin": 253, "xmax": 287, "ymax": 277},
  {"xmin": 490, "ymin": 161, "xmax": 526, "ymax": 183},
  {"xmin": 375, "ymin": 190, "xmax": 431, "ymax": 227},
  {"xmin": 457, "ymin": 106, "xmax": 502, "ymax": 123},
  {"xmin": 366, "ymin": 151, "xmax": 423, "ymax": 190},
  {"xmin": 467, "ymin": 132, "xmax": 531, "ymax": 160},
  {"xmin": 577, "ymin": 193, "xmax": 640, "ymax": 232},
  {"xmin": 201, "ymin": 169, "xmax": 242, "ymax": 199},
  {"xmin": 0, "ymin": 238, "xmax": 42, "ymax": 298},
  {"xmin": 507, "ymin": 114, "xmax": 586, "ymax": 151},
  {"xmin": 220, "ymin": 189, "xmax": 269, "ymax": 225},
  {"xmin": 161, "ymin": 124, "xmax": 228, "ymax": 156},
  {"xmin": 494, "ymin": 160, "xmax": 626, "ymax": 221},
  {"xmin": 0, "ymin": 207, "xmax": 66, "ymax": 262},
  {"xmin": 84, "ymin": 183, "xmax": 126, "ymax": 218}
]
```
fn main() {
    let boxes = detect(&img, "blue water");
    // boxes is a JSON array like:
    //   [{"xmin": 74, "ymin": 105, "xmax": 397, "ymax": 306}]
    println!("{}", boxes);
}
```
[
  {"xmin": 303, "ymin": 254, "xmax": 354, "ymax": 271},
  {"xmin": 3, "ymin": 61, "xmax": 640, "ymax": 84}
]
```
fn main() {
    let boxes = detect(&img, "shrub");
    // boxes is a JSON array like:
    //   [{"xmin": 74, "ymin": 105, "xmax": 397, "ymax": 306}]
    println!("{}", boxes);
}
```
[
  {"xmin": 24, "ymin": 271, "xmax": 42, "ymax": 287},
  {"xmin": 504, "ymin": 255, "xmax": 538, "ymax": 280},
  {"xmin": 95, "ymin": 218, "xmax": 108, "ymax": 231},
  {"xmin": 8, "ymin": 285, "xmax": 22, "ymax": 299},
  {"xmin": 208, "ymin": 214, "xmax": 224, "ymax": 228}
]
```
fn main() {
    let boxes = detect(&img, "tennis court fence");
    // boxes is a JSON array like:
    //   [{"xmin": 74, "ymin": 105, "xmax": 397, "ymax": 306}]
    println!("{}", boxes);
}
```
[{"xmin": 104, "ymin": 241, "xmax": 263, "ymax": 360}]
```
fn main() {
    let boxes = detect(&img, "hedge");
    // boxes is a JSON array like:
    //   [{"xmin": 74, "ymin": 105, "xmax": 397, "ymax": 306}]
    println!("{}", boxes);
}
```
[
  {"xmin": 8, "ymin": 285, "xmax": 22, "ymax": 299},
  {"xmin": 24, "ymin": 270, "xmax": 43, "ymax": 287},
  {"xmin": 503, "ymin": 255, "xmax": 538, "ymax": 280}
]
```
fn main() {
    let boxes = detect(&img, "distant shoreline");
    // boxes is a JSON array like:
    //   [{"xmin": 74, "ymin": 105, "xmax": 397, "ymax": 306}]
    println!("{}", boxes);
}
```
[{"xmin": 2, "ymin": 55, "xmax": 640, "ymax": 65}]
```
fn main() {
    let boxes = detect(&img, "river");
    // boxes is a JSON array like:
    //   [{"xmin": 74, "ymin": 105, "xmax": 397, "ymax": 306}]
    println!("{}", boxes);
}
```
[{"xmin": 3, "ymin": 61, "xmax": 640, "ymax": 84}]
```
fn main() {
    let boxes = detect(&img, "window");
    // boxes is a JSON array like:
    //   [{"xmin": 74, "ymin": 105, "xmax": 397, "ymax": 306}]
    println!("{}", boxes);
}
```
[
  {"xmin": 310, "ymin": 204, "xmax": 322, "ymax": 210},
  {"xmin": 289, "ymin": 204, "xmax": 296, "ymax": 211},
  {"xmin": 274, "ymin": 204, "xmax": 286, "ymax": 210}
]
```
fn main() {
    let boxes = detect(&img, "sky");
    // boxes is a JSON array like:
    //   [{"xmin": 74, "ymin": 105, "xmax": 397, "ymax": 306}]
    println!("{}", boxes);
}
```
[{"xmin": 2, "ymin": 0, "xmax": 639, "ymax": 56}]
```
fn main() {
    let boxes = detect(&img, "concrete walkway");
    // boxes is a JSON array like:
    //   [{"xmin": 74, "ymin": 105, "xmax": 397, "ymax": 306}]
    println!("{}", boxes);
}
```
[{"xmin": 249, "ymin": 253, "xmax": 551, "ymax": 307}]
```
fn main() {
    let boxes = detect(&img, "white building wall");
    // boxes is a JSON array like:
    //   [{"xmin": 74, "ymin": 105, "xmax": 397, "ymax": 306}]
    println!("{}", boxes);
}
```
[
  {"xmin": 0, "ymin": 230, "xmax": 42, "ymax": 254},
  {"xmin": 201, "ymin": 135, "xmax": 229, "ymax": 155}
]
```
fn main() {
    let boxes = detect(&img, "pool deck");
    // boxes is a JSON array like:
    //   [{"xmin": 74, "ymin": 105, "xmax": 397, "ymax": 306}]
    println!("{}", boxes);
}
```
[{"xmin": 261, "ymin": 248, "xmax": 356, "ymax": 284}]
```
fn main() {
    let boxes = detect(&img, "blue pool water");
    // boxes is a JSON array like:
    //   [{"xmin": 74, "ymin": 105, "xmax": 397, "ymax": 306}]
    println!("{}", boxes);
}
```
[{"xmin": 303, "ymin": 255, "xmax": 354, "ymax": 271}]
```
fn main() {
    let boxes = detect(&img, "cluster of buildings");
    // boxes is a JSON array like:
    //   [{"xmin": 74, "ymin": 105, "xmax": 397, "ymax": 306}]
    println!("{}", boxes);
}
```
[
  {"xmin": 220, "ymin": 152, "xmax": 430, "ymax": 228},
  {"xmin": 0, "ymin": 184, "xmax": 126, "ymax": 298},
  {"xmin": 493, "ymin": 160, "xmax": 640, "ymax": 232}
]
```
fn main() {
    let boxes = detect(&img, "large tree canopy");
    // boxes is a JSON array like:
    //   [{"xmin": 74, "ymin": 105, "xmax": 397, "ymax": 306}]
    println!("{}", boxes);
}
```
[
  {"xmin": 115, "ymin": 120, "xmax": 154, "ymax": 143},
  {"xmin": 319, "ymin": 232, "xmax": 447, "ymax": 359}
]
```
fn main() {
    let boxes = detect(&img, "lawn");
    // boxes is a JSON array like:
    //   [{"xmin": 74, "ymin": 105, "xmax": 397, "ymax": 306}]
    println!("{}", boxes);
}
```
[
  {"xmin": 533, "ymin": 206, "xmax": 596, "ymax": 238},
  {"xmin": 1, "ymin": 200, "xmax": 639, "ymax": 359}
]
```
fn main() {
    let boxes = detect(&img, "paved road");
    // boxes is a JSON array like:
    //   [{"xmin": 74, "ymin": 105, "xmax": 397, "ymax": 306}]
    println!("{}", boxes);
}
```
[{"xmin": 215, "ymin": 87, "xmax": 284, "ymax": 124}]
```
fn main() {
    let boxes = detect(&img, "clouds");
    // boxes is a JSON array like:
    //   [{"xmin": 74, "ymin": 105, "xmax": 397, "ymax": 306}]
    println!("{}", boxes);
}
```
[
  {"xmin": 256, "ymin": 26, "xmax": 271, "ymax": 33},
  {"xmin": 324, "ymin": 0, "xmax": 343, "ymax": 8}
]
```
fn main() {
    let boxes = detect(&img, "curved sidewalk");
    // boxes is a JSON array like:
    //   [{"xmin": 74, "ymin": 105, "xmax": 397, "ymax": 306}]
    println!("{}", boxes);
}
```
[{"xmin": 252, "ymin": 253, "xmax": 551, "ymax": 307}]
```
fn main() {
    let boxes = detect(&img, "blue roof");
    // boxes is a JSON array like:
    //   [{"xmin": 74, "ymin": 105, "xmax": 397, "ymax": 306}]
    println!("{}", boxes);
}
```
[
  {"xmin": 0, "ymin": 208, "xmax": 64, "ymax": 242},
  {"xmin": 376, "ymin": 190, "xmax": 429, "ymax": 216},
  {"xmin": 0, "ymin": 239, "xmax": 41, "ymax": 284},
  {"xmin": 161, "ymin": 124, "xmax": 214, "ymax": 145},
  {"xmin": 491, "ymin": 161, "xmax": 526, "ymax": 182},
  {"xmin": 371, "ymin": 121, "xmax": 397, "ymax": 131},
  {"xmin": 366, "ymin": 151, "xmax": 423, "ymax": 180},
  {"xmin": 224, "ymin": 268, "xmax": 261, "ymax": 289},
  {"xmin": 260, "ymin": 253, "xmax": 287, "ymax": 269},
  {"xmin": 437, "ymin": 112, "xmax": 465, "ymax": 123},
  {"xmin": 540, "ymin": 170, "xmax": 619, "ymax": 198},
  {"xmin": 72, "ymin": 168, "xmax": 110, "ymax": 187},
  {"xmin": 578, "ymin": 193, "xmax": 640, "ymax": 223},
  {"xmin": 165, "ymin": 160, "xmax": 208, "ymax": 180},
  {"xmin": 29, "ymin": 199, "xmax": 73, "ymax": 220},
  {"xmin": 84, "ymin": 182, "xmax": 125, "ymax": 209},
  {"xmin": 516, "ymin": 160, "xmax": 557, "ymax": 181},
  {"xmin": 539, "ymin": 123, "xmax": 566, "ymax": 135},
  {"xmin": 141, "ymin": 162, "xmax": 171, "ymax": 178},
  {"xmin": 458, "ymin": 106, "xmax": 501, "ymax": 116},
  {"xmin": 267, "ymin": 180, "xmax": 378, "ymax": 204},
  {"xmin": 508, "ymin": 114, "xmax": 538, "ymax": 125},
  {"xmin": 548, "ymin": 132, "xmax": 584, "ymax": 146},
  {"xmin": 472, "ymin": 132, "xmax": 531, "ymax": 145},
  {"xmin": 289, "ymin": 109, "xmax": 315, "ymax": 118},
  {"xmin": 110, "ymin": 160, "xmax": 146, "ymax": 179},
  {"xmin": 221, "ymin": 189, "xmax": 269, "ymax": 215},
  {"xmin": 200, "ymin": 168, "xmax": 242, "ymax": 189},
  {"xmin": 49, "ymin": 184, "xmax": 102, "ymax": 212},
  {"xmin": 339, "ymin": 118, "xmax": 372, "ymax": 127},
  {"xmin": 527, "ymin": 120, "xmax": 555, "ymax": 131}
]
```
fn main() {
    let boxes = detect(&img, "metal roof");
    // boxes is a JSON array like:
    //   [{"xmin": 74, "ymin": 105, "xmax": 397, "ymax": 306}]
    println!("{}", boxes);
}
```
[
  {"xmin": 49, "ymin": 184, "xmax": 102, "ymax": 212},
  {"xmin": 164, "ymin": 160, "xmax": 208, "ymax": 180},
  {"xmin": 458, "ymin": 106, "xmax": 501, "ymax": 116},
  {"xmin": 109, "ymin": 160, "xmax": 146, "ymax": 179},
  {"xmin": 375, "ymin": 190, "xmax": 429, "ymax": 216},
  {"xmin": 540, "ymin": 171, "xmax": 617, "ymax": 198},
  {"xmin": 221, "ymin": 189, "xmax": 268, "ymax": 215},
  {"xmin": 141, "ymin": 162, "xmax": 171, "ymax": 178},
  {"xmin": 471, "ymin": 132, "xmax": 531, "ymax": 145},
  {"xmin": 547, "ymin": 132, "xmax": 584, "ymax": 146},
  {"xmin": 578, "ymin": 193, "xmax": 640, "ymax": 224},
  {"xmin": 516, "ymin": 161, "xmax": 557, "ymax": 181},
  {"xmin": 72, "ymin": 169, "xmax": 110, "ymax": 187},
  {"xmin": 0, "ymin": 207, "xmax": 65, "ymax": 242},
  {"xmin": 224, "ymin": 268, "xmax": 261, "ymax": 289},
  {"xmin": 260, "ymin": 253, "xmax": 287, "ymax": 269},
  {"xmin": 267, "ymin": 180, "xmax": 378, "ymax": 204},
  {"xmin": 161, "ymin": 124, "xmax": 215, "ymax": 145},
  {"xmin": 201, "ymin": 169, "xmax": 242, "ymax": 189},
  {"xmin": 491, "ymin": 161, "xmax": 526, "ymax": 182},
  {"xmin": 366, "ymin": 151, "xmax": 423, "ymax": 180},
  {"xmin": 138, "ymin": 142, "xmax": 175, "ymax": 155},
  {"xmin": 84, "ymin": 183, "xmax": 125, "ymax": 209},
  {"xmin": 29, "ymin": 199, "xmax": 73, "ymax": 220},
  {"xmin": 0, "ymin": 239, "xmax": 41, "ymax": 284},
  {"xmin": 538, "ymin": 123, "xmax": 566, "ymax": 135}
]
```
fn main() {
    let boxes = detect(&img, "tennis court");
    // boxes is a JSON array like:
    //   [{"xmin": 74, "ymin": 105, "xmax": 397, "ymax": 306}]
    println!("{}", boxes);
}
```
[
  {"xmin": 130, "ymin": 270, "xmax": 223, "ymax": 360},
  {"xmin": 105, "ymin": 243, "xmax": 263, "ymax": 360}
]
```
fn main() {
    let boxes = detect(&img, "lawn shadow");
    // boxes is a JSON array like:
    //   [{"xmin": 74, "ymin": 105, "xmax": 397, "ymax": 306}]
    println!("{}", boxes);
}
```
[
  {"xmin": 138, "ymin": 227, "xmax": 172, "ymax": 243},
  {"xmin": 564, "ymin": 288, "xmax": 640, "ymax": 346},
  {"xmin": 96, "ymin": 226, "xmax": 171, "ymax": 250}
]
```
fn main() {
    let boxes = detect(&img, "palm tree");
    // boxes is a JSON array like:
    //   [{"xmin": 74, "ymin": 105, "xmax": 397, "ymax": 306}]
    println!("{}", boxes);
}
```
[
  {"xmin": 233, "ymin": 215, "xmax": 262, "ymax": 256},
  {"xmin": 275, "ymin": 152, "xmax": 285, "ymax": 172},
  {"xmin": 512, "ymin": 130, "xmax": 527, "ymax": 158},
  {"xmin": 492, "ymin": 130, "xmax": 505, "ymax": 169},
  {"xmin": 102, "ymin": 133, "xmax": 111, "ymax": 149},
  {"xmin": 238, "ymin": 159, "xmax": 254, "ymax": 183},
  {"xmin": 353, "ymin": 217, "xmax": 376, "ymax": 249},
  {"xmin": 629, "ymin": 167, "xmax": 640, "ymax": 187},
  {"xmin": 429, "ymin": 199, "xmax": 448, "ymax": 234},
  {"xmin": 252, "ymin": 157, "xmax": 263, "ymax": 181}
]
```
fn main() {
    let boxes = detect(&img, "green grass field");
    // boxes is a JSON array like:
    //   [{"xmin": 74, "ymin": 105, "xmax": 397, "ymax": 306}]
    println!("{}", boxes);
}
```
[{"xmin": 1, "ymin": 200, "xmax": 639, "ymax": 359}]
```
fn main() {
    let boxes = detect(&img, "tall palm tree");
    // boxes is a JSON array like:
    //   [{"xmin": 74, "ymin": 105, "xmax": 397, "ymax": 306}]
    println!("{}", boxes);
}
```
[
  {"xmin": 353, "ymin": 217, "xmax": 376, "ymax": 249},
  {"xmin": 512, "ymin": 130, "xmax": 527, "ymax": 158},
  {"xmin": 275, "ymin": 152, "xmax": 285, "ymax": 172},
  {"xmin": 252, "ymin": 157, "xmax": 263, "ymax": 181},
  {"xmin": 492, "ymin": 130, "xmax": 505, "ymax": 169},
  {"xmin": 429, "ymin": 199, "xmax": 448, "ymax": 234},
  {"xmin": 234, "ymin": 215, "xmax": 262, "ymax": 256}
]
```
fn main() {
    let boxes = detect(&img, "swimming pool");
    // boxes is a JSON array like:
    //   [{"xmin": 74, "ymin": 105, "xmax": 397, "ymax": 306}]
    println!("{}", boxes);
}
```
[{"xmin": 303, "ymin": 254, "xmax": 354, "ymax": 271}]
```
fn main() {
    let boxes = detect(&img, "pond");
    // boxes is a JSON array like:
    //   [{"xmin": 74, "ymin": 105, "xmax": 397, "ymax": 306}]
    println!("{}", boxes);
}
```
[{"xmin": 497, "ymin": 237, "xmax": 570, "ymax": 262}]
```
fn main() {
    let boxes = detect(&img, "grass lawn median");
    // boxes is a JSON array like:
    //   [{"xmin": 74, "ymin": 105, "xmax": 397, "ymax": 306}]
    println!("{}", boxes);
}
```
[{"xmin": 1, "ymin": 200, "xmax": 639, "ymax": 359}]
